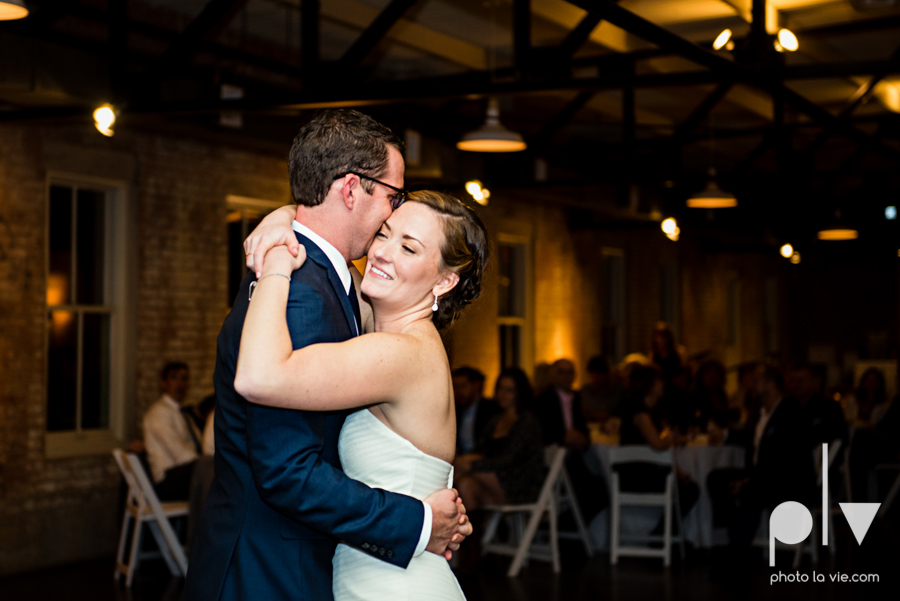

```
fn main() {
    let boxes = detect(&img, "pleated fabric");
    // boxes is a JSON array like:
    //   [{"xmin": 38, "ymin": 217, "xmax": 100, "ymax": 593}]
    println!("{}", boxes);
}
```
[{"xmin": 332, "ymin": 409, "xmax": 466, "ymax": 601}]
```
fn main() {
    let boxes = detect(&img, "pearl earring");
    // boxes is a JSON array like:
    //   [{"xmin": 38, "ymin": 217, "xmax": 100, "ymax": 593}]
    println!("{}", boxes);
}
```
[{"xmin": 432, "ymin": 295, "xmax": 439, "ymax": 312}]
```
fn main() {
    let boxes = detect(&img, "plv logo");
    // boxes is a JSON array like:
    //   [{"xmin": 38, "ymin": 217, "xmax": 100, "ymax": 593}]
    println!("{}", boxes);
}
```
[{"xmin": 769, "ymin": 443, "xmax": 881, "ymax": 566}]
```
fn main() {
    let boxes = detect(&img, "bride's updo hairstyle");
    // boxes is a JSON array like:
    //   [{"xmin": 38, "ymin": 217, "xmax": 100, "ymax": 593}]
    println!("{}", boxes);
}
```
[{"xmin": 405, "ymin": 191, "xmax": 489, "ymax": 331}]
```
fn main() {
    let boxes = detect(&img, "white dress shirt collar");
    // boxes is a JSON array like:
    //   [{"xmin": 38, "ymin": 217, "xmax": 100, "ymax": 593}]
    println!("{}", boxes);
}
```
[{"xmin": 292, "ymin": 220, "xmax": 351, "ymax": 295}]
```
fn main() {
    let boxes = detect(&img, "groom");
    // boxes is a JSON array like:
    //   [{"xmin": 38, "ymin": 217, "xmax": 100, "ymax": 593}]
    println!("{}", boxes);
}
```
[{"xmin": 185, "ymin": 110, "xmax": 469, "ymax": 601}]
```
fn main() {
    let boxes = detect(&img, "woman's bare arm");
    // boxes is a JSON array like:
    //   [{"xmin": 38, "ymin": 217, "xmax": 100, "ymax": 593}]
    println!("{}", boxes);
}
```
[
  {"xmin": 634, "ymin": 413, "xmax": 672, "ymax": 451},
  {"xmin": 243, "ymin": 205, "xmax": 299, "ymax": 276},
  {"xmin": 234, "ymin": 248, "xmax": 420, "ymax": 411}
]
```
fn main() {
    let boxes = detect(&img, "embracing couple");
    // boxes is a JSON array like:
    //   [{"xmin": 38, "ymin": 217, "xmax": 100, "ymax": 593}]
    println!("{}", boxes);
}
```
[{"xmin": 184, "ymin": 110, "xmax": 487, "ymax": 601}]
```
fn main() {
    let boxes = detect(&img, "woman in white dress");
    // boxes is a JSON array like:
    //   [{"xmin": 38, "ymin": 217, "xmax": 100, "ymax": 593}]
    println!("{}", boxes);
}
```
[{"xmin": 234, "ymin": 190, "xmax": 488, "ymax": 601}]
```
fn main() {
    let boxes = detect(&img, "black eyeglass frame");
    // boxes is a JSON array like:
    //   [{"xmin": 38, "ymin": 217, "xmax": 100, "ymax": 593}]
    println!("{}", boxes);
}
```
[{"xmin": 332, "ymin": 172, "xmax": 408, "ymax": 210}]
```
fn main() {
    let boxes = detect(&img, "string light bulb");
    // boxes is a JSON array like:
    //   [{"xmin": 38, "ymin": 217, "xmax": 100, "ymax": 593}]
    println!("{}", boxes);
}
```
[
  {"xmin": 661, "ymin": 218, "xmax": 680, "ymax": 241},
  {"xmin": 464, "ymin": 180, "xmax": 490, "ymax": 206},
  {"xmin": 713, "ymin": 29, "xmax": 732, "ymax": 51},
  {"xmin": 775, "ymin": 29, "xmax": 799, "ymax": 52},
  {"xmin": 93, "ymin": 104, "xmax": 117, "ymax": 137},
  {"xmin": 780, "ymin": 244, "xmax": 793, "ymax": 259}
]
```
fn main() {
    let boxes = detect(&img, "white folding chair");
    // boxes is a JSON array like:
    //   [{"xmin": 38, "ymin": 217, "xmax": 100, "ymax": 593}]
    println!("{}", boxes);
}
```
[
  {"xmin": 481, "ymin": 445, "xmax": 593, "ymax": 577},
  {"xmin": 607, "ymin": 445, "xmax": 684, "ymax": 567},
  {"xmin": 112, "ymin": 449, "xmax": 189, "ymax": 586},
  {"xmin": 876, "ymin": 463, "xmax": 900, "ymax": 518}
]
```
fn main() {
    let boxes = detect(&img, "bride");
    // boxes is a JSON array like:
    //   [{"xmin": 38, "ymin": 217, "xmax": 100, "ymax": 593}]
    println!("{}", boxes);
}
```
[{"xmin": 235, "ymin": 190, "xmax": 488, "ymax": 601}]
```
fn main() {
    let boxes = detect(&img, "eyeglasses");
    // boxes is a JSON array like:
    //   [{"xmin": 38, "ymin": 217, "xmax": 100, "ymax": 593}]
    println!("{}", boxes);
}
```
[{"xmin": 333, "ymin": 172, "xmax": 408, "ymax": 210}]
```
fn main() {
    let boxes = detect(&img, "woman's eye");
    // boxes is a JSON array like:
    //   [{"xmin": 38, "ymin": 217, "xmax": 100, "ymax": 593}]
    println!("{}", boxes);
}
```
[
  {"xmin": 403, "ymin": 246, "xmax": 415, "ymax": 254},
  {"xmin": 375, "ymin": 231, "xmax": 386, "ymax": 239}
]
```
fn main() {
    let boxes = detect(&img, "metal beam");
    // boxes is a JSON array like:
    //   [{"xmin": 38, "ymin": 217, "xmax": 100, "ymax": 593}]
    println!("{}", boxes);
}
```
[
  {"xmin": 158, "ymin": 0, "xmax": 250, "ymax": 69},
  {"xmin": 673, "ymin": 82, "xmax": 733, "ymax": 140},
  {"xmin": 339, "ymin": 0, "xmax": 417, "ymax": 68},
  {"xmin": 564, "ymin": 0, "xmax": 900, "ymax": 163},
  {"xmin": 534, "ymin": 91, "xmax": 596, "ymax": 147},
  {"xmin": 558, "ymin": 14, "xmax": 603, "ymax": 58}
]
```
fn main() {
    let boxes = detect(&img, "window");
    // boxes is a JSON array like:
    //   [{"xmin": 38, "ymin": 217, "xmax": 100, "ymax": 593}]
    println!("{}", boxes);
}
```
[
  {"xmin": 46, "ymin": 179, "xmax": 130, "ymax": 457},
  {"xmin": 227, "ymin": 195, "xmax": 284, "ymax": 304},
  {"xmin": 601, "ymin": 249, "xmax": 626, "ymax": 362},
  {"xmin": 496, "ymin": 234, "xmax": 532, "ymax": 371}
]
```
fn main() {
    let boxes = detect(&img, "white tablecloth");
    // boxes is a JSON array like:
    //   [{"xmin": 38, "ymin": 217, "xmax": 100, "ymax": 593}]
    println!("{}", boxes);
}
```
[{"xmin": 585, "ymin": 444, "xmax": 745, "ymax": 549}]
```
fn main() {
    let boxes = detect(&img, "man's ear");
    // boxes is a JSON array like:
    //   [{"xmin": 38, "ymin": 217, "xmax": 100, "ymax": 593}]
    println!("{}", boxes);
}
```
[
  {"xmin": 433, "ymin": 271, "xmax": 460, "ymax": 298},
  {"xmin": 339, "ymin": 174, "xmax": 359, "ymax": 211}
]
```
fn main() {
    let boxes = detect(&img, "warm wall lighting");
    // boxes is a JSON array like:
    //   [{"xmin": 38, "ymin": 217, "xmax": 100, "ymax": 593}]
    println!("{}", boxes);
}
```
[
  {"xmin": 817, "ymin": 227, "xmax": 858, "ymax": 241},
  {"xmin": 713, "ymin": 29, "xmax": 732, "ymax": 51},
  {"xmin": 457, "ymin": 98, "xmax": 527, "ymax": 153},
  {"xmin": 93, "ymin": 104, "xmax": 117, "ymax": 137},
  {"xmin": 774, "ymin": 28, "xmax": 799, "ymax": 52},
  {"xmin": 465, "ymin": 180, "xmax": 490, "ymax": 206},
  {"xmin": 661, "ymin": 218, "xmax": 680, "ymax": 241},
  {"xmin": 780, "ymin": 243, "xmax": 793, "ymax": 258},
  {"xmin": 0, "ymin": 0, "xmax": 28, "ymax": 20},
  {"xmin": 886, "ymin": 206, "xmax": 897, "ymax": 220}
]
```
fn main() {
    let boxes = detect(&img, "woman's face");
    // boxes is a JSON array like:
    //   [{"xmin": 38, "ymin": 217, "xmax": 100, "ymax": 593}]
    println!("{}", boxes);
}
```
[
  {"xmin": 495, "ymin": 377, "xmax": 517, "ymax": 410},
  {"xmin": 360, "ymin": 202, "xmax": 447, "ymax": 310}
]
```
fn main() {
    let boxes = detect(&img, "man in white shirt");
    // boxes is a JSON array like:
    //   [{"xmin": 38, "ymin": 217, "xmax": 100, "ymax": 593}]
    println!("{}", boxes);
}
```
[{"xmin": 143, "ymin": 361, "xmax": 201, "ymax": 501}]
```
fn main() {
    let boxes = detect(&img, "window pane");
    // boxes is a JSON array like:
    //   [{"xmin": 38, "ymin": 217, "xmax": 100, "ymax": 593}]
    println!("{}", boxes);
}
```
[
  {"xmin": 76, "ymin": 189, "xmax": 106, "ymax": 305},
  {"xmin": 500, "ymin": 324, "xmax": 521, "ymax": 369},
  {"xmin": 81, "ymin": 313, "xmax": 111, "ymax": 429},
  {"xmin": 48, "ymin": 186, "xmax": 73, "ymax": 306},
  {"xmin": 499, "ymin": 244, "xmax": 525, "ymax": 318},
  {"xmin": 47, "ymin": 310, "xmax": 77, "ymax": 431}
]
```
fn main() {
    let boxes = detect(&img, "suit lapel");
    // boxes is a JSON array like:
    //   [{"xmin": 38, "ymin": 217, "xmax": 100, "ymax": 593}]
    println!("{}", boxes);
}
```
[{"xmin": 295, "ymin": 232, "xmax": 358, "ymax": 337}]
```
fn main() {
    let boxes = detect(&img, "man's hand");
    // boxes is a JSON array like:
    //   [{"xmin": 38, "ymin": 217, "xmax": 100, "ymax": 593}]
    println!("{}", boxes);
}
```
[
  {"xmin": 564, "ymin": 428, "xmax": 588, "ymax": 451},
  {"xmin": 424, "ymin": 489, "xmax": 473, "ymax": 560}
]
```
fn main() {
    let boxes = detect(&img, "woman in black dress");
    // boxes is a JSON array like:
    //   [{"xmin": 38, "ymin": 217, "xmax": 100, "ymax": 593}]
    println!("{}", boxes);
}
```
[{"xmin": 454, "ymin": 367, "xmax": 546, "ymax": 508}]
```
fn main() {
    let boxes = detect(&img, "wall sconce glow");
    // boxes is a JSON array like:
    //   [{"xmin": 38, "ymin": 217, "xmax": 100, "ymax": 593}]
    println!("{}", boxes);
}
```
[
  {"xmin": 661, "ymin": 218, "xmax": 680, "ymax": 241},
  {"xmin": 780, "ymin": 243, "xmax": 793, "ymax": 258},
  {"xmin": 93, "ymin": 104, "xmax": 117, "ymax": 137},
  {"xmin": 817, "ymin": 227, "xmax": 858, "ymax": 241},
  {"xmin": 790, "ymin": 252, "xmax": 801, "ymax": 265},
  {"xmin": 775, "ymin": 28, "xmax": 798, "ymax": 52},
  {"xmin": 0, "ymin": 0, "xmax": 28, "ymax": 20},
  {"xmin": 886, "ymin": 205, "xmax": 897, "ymax": 220},
  {"xmin": 713, "ymin": 29, "xmax": 732, "ymax": 51},
  {"xmin": 465, "ymin": 180, "xmax": 490, "ymax": 206}
]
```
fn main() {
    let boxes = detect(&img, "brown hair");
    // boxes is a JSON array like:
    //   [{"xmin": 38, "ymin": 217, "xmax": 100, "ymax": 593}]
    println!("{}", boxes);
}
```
[
  {"xmin": 405, "ymin": 191, "xmax": 490, "ymax": 330},
  {"xmin": 288, "ymin": 109, "xmax": 403, "ymax": 207}
]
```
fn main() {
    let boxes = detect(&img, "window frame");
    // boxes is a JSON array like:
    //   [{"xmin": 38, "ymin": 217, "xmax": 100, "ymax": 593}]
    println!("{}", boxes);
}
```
[
  {"xmin": 226, "ymin": 195, "xmax": 285, "ymax": 305},
  {"xmin": 44, "ymin": 174, "xmax": 132, "ymax": 459},
  {"xmin": 496, "ymin": 232, "xmax": 534, "ymax": 374}
]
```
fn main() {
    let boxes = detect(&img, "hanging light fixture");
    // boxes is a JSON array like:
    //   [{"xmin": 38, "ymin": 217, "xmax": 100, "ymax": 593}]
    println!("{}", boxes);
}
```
[
  {"xmin": 817, "ymin": 210, "xmax": 858, "ymax": 240},
  {"xmin": 465, "ymin": 180, "xmax": 490, "ymax": 206},
  {"xmin": 661, "ymin": 217, "xmax": 680, "ymax": 241},
  {"xmin": 0, "ymin": 0, "xmax": 28, "ymax": 20},
  {"xmin": 687, "ymin": 169, "xmax": 738, "ymax": 208},
  {"xmin": 774, "ymin": 28, "xmax": 799, "ymax": 53},
  {"xmin": 457, "ymin": 98, "xmax": 526, "ymax": 153},
  {"xmin": 712, "ymin": 29, "xmax": 732, "ymax": 51},
  {"xmin": 780, "ymin": 244, "xmax": 793, "ymax": 259}
]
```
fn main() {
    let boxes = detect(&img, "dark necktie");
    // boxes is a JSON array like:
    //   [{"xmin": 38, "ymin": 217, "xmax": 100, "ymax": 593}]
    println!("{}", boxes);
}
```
[
  {"xmin": 180, "ymin": 408, "xmax": 203, "ymax": 455},
  {"xmin": 348, "ymin": 279, "xmax": 362, "ymax": 336}
]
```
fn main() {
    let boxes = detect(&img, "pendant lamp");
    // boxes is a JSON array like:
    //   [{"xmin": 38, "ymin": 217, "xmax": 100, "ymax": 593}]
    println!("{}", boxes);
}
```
[
  {"xmin": 457, "ymin": 98, "xmax": 526, "ymax": 153},
  {"xmin": 687, "ymin": 169, "xmax": 738, "ymax": 208},
  {"xmin": 817, "ymin": 210, "xmax": 858, "ymax": 241},
  {"xmin": 0, "ymin": 0, "xmax": 28, "ymax": 20}
]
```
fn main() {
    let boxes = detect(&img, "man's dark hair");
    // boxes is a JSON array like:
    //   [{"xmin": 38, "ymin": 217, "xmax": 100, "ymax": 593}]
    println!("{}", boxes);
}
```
[
  {"xmin": 288, "ymin": 109, "xmax": 403, "ymax": 207},
  {"xmin": 160, "ymin": 361, "xmax": 188, "ymax": 381},
  {"xmin": 587, "ymin": 355, "xmax": 610, "ymax": 375},
  {"xmin": 452, "ymin": 366, "xmax": 485, "ymax": 384}
]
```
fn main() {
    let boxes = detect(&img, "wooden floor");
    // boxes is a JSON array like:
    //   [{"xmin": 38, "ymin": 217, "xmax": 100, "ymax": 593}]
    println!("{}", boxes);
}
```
[{"xmin": 2, "ymin": 517, "xmax": 898, "ymax": 601}]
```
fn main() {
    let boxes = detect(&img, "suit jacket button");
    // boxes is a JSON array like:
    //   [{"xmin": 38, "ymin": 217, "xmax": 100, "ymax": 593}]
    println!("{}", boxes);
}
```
[
  {"xmin": 387, "ymin": 550, "xmax": 393, "ymax": 558},
  {"xmin": 379, "ymin": 547, "xmax": 385, "ymax": 555},
  {"xmin": 361, "ymin": 543, "xmax": 369, "ymax": 550}
]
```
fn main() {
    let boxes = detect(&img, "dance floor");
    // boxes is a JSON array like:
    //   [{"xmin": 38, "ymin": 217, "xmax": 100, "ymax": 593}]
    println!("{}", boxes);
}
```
[{"xmin": 1, "ymin": 518, "xmax": 897, "ymax": 601}]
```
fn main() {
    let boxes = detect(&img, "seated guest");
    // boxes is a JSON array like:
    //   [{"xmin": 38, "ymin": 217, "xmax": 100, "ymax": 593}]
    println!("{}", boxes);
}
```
[
  {"xmin": 534, "ymin": 358, "xmax": 605, "ymax": 519},
  {"xmin": 650, "ymin": 322, "xmax": 682, "ymax": 384},
  {"xmin": 691, "ymin": 360, "xmax": 736, "ymax": 429},
  {"xmin": 580, "ymin": 355, "xmax": 619, "ymax": 422},
  {"xmin": 789, "ymin": 363, "xmax": 847, "ymax": 446},
  {"xmin": 845, "ymin": 367, "xmax": 891, "ymax": 428},
  {"xmin": 729, "ymin": 362, "xmax": 761, "ymax": 429},
  {"xmin": 707, "ymin": 364, "xmax": 816, "ymax": 549},
  {"xmin": 453, "ymin": 366, "xmax": 500, "ymax": 455},
  {"xmin": 847, "ymin": 367, "xmax": 892, "ymax": 501},
  {"xmin": 455, "ymin": 368, "xmax": 546, "ymax": 508},
  {"xmin": 143, "ymin": 362, "xmax": 201, "ymax": 501},
  {"xmin": 616, "ymin": 365, "xmax": 700, "ymax": 519}
]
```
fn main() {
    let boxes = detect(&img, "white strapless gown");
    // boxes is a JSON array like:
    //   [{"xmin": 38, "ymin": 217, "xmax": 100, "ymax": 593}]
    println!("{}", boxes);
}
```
[{"xmin": 332, "ymin": 409, "xmax": 467, "ymax": 601}]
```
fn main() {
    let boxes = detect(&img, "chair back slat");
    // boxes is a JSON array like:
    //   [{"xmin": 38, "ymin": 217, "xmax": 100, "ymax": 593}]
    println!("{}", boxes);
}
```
[{"xmin": 608, "ymin": 445, "xmax": 673, "ymax": 467}]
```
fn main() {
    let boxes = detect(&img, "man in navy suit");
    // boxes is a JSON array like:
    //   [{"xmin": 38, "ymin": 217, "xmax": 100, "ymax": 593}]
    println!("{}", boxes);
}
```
[{"xmin": 185, "ymin": 111, "xmax": 468, "ymax": 601}]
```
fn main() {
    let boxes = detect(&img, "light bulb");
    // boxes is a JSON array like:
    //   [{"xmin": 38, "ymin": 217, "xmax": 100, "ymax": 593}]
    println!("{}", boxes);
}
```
[
  {"xmin": 780, "ymin": 244, "xmax": 793, "ymax": 259},
  {"xmin": 93, "ymin": 104, "xmax": 116, "ymax": 137},
  {"xmin": 777, "ymin": 29, "xmax": 798, "ymax": 52},
  {"xmin": 713, "ymin": 29, "xmax": 732, "ymax": 51},
  {"xmin": 661, "ymin": 218, "xmax": 677, "ymax": 236},
  {"xmin": 790, "ymin": 252, "xmax": 801, "ymax": 265},
  {"xmin": 886, "ymin": 206, "xmax": 897, "ymax": 220}
]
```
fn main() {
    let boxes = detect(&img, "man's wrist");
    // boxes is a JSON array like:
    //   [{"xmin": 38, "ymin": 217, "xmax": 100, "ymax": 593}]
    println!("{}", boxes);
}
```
[{"xmin": 414, "ymin": 501, "xmax": 432, "ymax": 557}]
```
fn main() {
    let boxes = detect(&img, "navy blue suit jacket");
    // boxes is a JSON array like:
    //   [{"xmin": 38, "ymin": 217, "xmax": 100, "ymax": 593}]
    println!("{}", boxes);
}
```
[{"xmin": 185, "ymin": 233, "xmax": 424, "ymax": 601}]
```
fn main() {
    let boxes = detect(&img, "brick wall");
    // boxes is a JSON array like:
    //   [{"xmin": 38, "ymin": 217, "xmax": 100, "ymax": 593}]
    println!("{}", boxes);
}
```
[{"xmin": 0, "ymin": 122, "xmax": 289, "ymax": 575}]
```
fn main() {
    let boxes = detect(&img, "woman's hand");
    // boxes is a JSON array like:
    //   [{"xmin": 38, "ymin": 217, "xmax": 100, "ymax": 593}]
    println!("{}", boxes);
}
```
[
  {"xmin": 262, "ymin": 245, "xmax": 307, "ymax": 276},
  {"xmin": 244, "ymin": 205, "xmax": 299, "ymax": 277}
]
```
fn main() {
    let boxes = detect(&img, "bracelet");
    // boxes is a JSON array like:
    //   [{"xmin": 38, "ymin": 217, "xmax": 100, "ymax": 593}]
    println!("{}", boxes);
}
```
[{"xmin": 248, "ymin": 272, "xmax": 291, "ymax": 301}]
